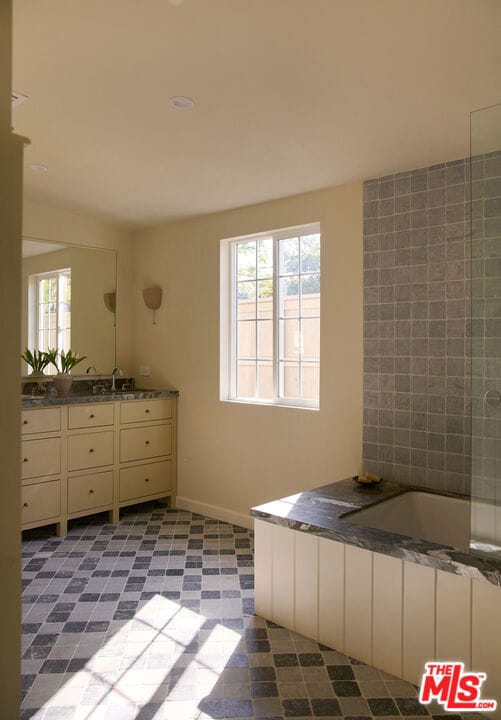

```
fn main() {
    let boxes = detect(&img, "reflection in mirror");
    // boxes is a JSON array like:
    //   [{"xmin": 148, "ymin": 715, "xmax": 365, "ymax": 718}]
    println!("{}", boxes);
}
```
[{"xmin": 21, "ymin": 239, "xmax": 117, "ymax": 375}]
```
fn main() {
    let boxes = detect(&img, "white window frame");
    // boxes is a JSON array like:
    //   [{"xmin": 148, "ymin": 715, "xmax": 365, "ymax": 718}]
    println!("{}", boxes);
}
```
[
  {"xmin": 220, "ymin": 222, "xmax": 320, "ymax": 410},
  {"xmin": 28, "ymin": 268, "xmax": 71, "ymax": 361}
]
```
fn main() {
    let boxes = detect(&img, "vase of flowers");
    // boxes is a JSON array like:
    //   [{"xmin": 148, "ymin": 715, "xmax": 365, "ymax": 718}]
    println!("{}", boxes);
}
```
[{"xmin": 50, "ymin": 349, "xmax": 87, "ymax": 397}]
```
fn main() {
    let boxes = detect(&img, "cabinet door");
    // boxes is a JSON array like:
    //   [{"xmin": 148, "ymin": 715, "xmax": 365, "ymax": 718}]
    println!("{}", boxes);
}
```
[
  {"xmin": 119, "ymin": 461, "xmax": 172, "ymax": 502},
  {"xmin": 22, "ymin": 481, "xmax": 60, "ymax": 524},
  {"xmin": 21, "ymin": 437, "xmax": 61, "ymax": 479},
  {"xmin": 120, "ymin": 399, "xmax": 172, "ymax": 424},
  {"xmin": 67, "ymin": 431, "xmax": 114, "ymax": 471},
  {"xmin": 120, "ymin": 425, "xmax": 171, "ymax": 463},
  {"xmin": 68, "ymin": 404, "xmax": 114, "ymax": 429},
  {"xmin": 68, "ymin": 471, "xmax": 114, "ymax": 514},
  {"xmin": 21, "ymin": 408, "xmax": 61, "ymax": 435}
]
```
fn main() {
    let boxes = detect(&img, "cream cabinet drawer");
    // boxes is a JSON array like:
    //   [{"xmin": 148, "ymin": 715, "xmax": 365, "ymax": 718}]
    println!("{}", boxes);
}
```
[
  {"xmin": 120, "ymin": 461, "xmax": 172, "ymax": 502},
  {"xmin": 68, "ymin": 404, "xmax": 114, "ymax": 430},
  {"xmin": 68, "ymin": 471, "xmax": 114, "ymax": 514},
  {"xmin": 21, "ymin": 407, "xmax": 61, "ymax": 435},
  {"xmin": 120, "ymin": 399, "xmax": 172, "ymax": 424},
  {"xmin": 67, "ymin": 431, "xmax": 114, "ymax": 471},
  {"xmin": 120, "ymin": 425, "xmax": 171, "ymax": 463},
  {"xmin": 22, "ymin": 480, "xmax": 60, "ymax": 525},
  {"xmin": 21, "ymin": 437, "xmax": 61, "ymax": 480}
]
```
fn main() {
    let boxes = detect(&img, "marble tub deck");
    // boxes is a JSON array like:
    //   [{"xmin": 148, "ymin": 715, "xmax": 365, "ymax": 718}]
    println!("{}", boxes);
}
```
[{"xmin": 251, "ymin": 478, "xmax": 501, "ymax": 587}]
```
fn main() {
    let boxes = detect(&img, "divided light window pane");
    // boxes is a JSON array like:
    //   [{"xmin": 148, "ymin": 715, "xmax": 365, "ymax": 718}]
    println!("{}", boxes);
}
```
[
  {"xmin": 32, "ymin": 268, "xmax": 72, "ymax": 375},
  {"xmin": 229, "ymin": 225, "xmax": 320, "ymax": 408}
]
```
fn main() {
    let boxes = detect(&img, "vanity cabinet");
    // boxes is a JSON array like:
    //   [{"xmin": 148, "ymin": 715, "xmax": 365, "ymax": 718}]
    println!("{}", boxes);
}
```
[
  {"xmin": 119, "ymin": 460, "xmax": 172, "ymax": 503},
  {"xmin": 118, "ymin": 399, "xmax": 174, "ymax": 506},
  {"xmin": 21, "ymin": 437, "xmax": 61, "ymax": 480},
  {"xmin": 22, "ymin": 480, "xmax": 61, "ymax": 526},
  {"xmin": 22, "ymin": 407, "xmax": 61, "ymax": 435},
  {"xmin": 20, "ymin": 396, "xmax": 177, "ymax": 536},
  {"xmin": 68, "ymin": 403, "xmax": 114, "ymax": 430},
  {"xmin": 68, "ymin": 431, "xmax": 114, "ymax": 471},
  {"xmin": 67, "ymin": 471, "xmax": 114, "ymax": 514},
  {"xmin": 20, "ymin": 407, "xmax": 63, "ymax": 533}
]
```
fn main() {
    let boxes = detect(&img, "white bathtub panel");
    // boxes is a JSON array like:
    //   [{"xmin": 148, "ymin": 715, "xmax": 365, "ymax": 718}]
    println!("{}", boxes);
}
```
[
  {"xmin": 345, "ymin": 545, "xmax": 373, "ymax": 665},
  {"xmin": 318, "ymin": 538, "xmax": 345, "ymax": 652},
  {"xmin": 254, "ymin": 520, "xmax": 273, "ymax": 618},
  {"xmin": 294, "ymin": 533, "xmax": 319, "ymax": 639},
  {"xmin": 472, "ymin": 579, "xmax": 501, "ymax": 713},
  {"xmin": 436, "ymin": 571, "xmax": 471, "ymax": 665},
  {"xmin": 373, "ymin": 553, "xmax": 403, "ymax": 677},
  {"xmin": 403, "ymin": 561, "xmax": 435, "ymax": 685},
  {"xmin": 272, "ymin": 525, "xmax": 295, "ymax": 629}
]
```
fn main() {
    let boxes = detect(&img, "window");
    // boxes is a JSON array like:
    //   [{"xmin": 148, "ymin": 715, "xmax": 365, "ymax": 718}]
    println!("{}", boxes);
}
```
[
  {"xmin": 29, "ymin": 269, "xmax": 71, "ymax": 372},
  {"xmin": 221, "ymin": 223, "xmax": 320, "ymax": 408}
]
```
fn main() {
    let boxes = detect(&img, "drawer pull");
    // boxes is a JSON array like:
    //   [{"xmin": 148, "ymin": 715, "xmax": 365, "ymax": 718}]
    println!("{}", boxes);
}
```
[
  {"xmin": 89, "ymin": 489, "xmax": 94, "ymax": 494},
  {"xmin": 23, "ymin": 502, "xmax": 28, "ymax": 508},
  {"xmin": 145, "ymin": 478, "xmax": 150, "ymax": 482},
  {"xmin": 23, "ymin": 458, "xmax": 28, "ymax": 463},
  {"xmin": 145, "ymin": 409, "xmax": 150, "ymax": 414},
  {"xmin": 145, "ymin": 440, "xmax": 150, "ymax": 445},
  {"xmin": 89, "ymin": 448, "xmax": 95, "ymax": 453},
  {"xmin": 89, "ymin": 414, "xmax": 95, "ymax": 419},
  {"xmin": 23, "ymin": 420, "xmax": 28, "ymax": 425}
]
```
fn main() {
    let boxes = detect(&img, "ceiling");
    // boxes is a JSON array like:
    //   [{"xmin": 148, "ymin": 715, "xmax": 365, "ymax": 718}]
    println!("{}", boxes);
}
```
[
  {"xmin": 12, "ymin": 0, "xmax": 501, "ymax": 229},
  {"xmin": 22, "ymin": 239, "xmax": 67, "ymax": 258}
]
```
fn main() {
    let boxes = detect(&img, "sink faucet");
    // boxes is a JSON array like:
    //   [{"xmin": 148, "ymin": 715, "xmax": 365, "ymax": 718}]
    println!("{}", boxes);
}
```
[{"xmin": 111, "ymin": 366, "xmax": 124, "ymax": 392}]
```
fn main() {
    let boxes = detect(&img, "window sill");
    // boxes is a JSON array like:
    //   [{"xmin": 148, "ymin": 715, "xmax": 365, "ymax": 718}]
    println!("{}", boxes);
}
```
[{"xmin": 220, "ymin": 398, "xmax": 319, "ymax": 411}]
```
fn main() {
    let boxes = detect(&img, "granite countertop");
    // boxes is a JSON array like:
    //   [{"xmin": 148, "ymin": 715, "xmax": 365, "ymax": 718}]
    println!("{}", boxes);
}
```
[
  {"xmin": 251, "ymin": 478, "xmax": 501, "ymax": 587},
  {"xmin": 21, "ymin": 389, "xmax": 179, "ymax": 408}
]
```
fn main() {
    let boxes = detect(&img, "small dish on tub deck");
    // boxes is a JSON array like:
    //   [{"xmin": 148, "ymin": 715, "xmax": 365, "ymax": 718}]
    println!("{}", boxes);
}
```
[{"xmin": 353, "ymin": 472, "xmax": 383, "ymax": 486}]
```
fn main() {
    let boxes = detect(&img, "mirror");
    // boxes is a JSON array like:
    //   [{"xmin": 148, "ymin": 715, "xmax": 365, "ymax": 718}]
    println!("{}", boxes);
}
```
[{"xmin": 21, "ymin": 238, "xmax": 117, "ymax": 374}]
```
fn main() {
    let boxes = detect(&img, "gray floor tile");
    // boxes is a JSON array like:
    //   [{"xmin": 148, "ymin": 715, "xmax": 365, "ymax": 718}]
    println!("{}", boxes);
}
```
[{"xmin": 21, "ymin": 502, "xmax": 477, "ymax": 720}]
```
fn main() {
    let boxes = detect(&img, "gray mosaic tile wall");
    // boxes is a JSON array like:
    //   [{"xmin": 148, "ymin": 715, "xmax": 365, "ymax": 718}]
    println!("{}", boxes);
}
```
[{"xmin": 362, "ymin": 159, "xmax": 472, "ymax": 494}]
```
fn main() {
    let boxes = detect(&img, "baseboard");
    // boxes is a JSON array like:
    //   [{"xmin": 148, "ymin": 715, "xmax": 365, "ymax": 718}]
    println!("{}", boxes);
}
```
[{"xmin": 175, "ymin": 496, "xmax": 253, "ymax": 530}]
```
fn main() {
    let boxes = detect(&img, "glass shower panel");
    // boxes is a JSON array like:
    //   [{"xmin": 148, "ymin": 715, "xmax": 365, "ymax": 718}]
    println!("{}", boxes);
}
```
[{"xmin": 470, "ymin": 103, "xmax": 501, "ymax": 554}]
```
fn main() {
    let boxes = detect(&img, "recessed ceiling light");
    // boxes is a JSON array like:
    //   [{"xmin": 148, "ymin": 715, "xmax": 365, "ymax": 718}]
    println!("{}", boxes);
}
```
[
  {"xmin": 169, "ymin": 96, "xmax": 194, "ymax": 110},
  {"xmin": 30, "ymin": 163, "xmax": 48, "ymax": 173}
]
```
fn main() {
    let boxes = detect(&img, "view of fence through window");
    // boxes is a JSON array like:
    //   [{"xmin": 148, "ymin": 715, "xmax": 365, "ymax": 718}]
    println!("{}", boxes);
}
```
[
  {"xmin": 234, "ymin": 228, "xmax": 320, "ymax": 405},
  {"xmin": 34, "ymin": 269, "xmax": 71, "ymax": 372}
]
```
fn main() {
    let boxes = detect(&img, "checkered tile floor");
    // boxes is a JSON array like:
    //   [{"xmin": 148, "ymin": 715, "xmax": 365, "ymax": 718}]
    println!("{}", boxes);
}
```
[{"xmin": 21, "ymin": 504, "xmax": 480, "ymax": 719}]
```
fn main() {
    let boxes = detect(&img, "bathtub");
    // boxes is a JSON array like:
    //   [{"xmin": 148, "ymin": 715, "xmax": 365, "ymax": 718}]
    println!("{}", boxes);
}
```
[
  {"xmin": 345, "ymin": 490, "xmax": 471, "ymax": 551},
  {"xmin": 253, "ymin": 481, "xmax": 501, "ymax": 712}
]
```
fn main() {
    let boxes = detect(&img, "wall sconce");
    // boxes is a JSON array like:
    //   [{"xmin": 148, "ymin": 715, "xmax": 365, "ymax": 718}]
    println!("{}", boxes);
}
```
[
  {"xmin": 103, "ymin": 291, "xmax": 116, "ymax": 314},
  {"xmin": 143, "ymin": 286, "xmax": 162, "ymax": 325},
  {"xmin": 103, "ymin": 291, "xmax": 116, "ymax": 327}
]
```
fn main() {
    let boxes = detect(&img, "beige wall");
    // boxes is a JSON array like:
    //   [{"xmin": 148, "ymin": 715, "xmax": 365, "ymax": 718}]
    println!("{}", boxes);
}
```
[
  {"xmin": 23, "ymin": 200, "xmax": 134, "ymax": 374},
  {"xmin": 22, "ymin": 246, "xmax": 117, "ymax": 373},
  {"xmin": 0, "ymin": 1, "xmax": 23, "ymax": 715},
  {"xmin": 131, "ymin": 183, "xmax": 363, "ymax": 525}
]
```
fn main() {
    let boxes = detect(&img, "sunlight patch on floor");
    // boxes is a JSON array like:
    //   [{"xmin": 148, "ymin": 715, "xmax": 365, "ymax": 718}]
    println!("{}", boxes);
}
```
[{"xmin": 32, "ymin": 595, "xmax": 241, "ymax": 719}]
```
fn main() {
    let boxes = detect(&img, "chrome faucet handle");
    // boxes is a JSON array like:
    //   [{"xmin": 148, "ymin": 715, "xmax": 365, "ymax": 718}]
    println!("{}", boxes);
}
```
[{"xmin": 86, "ymin": 365, "xmax": 97, "ymax": 374}]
